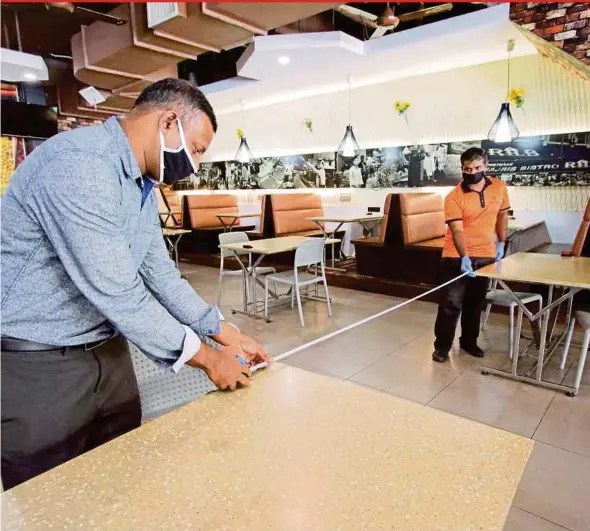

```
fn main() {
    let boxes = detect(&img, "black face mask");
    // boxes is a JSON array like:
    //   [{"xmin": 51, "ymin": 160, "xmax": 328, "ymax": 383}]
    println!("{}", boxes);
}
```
[
  {"xmin": 159, "ymin": 119, "xmax": 197, "ymax": 185},
  {"xmin": 462, "ymin": 171, "xmax": 485, "ymax": 186}
]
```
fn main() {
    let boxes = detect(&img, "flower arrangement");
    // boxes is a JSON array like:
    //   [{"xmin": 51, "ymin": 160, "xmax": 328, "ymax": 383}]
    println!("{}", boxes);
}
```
[
  {"xmin": 304, "ymin": 118, "xmax": 313, "ymax": 133},
  {"xmin": 394, "ymin": 101, "xmax": 411, "ymax": 123},
  {"xmin": 236, "ymin": 128, "xmax": 245, "ymax": 139},
  {"xmin": 508, "ymin": 88, "xmax": 525, "ymax": 111}
]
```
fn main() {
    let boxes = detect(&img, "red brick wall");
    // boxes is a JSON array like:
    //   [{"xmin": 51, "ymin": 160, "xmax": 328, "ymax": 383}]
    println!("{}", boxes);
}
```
[
  {"xmin": 57, "ymin": 115, "xmax": 104, "ymax": 133},
  {"xmin": 510, "ymin": 2, "xmax": 590, "ymax": 64}
]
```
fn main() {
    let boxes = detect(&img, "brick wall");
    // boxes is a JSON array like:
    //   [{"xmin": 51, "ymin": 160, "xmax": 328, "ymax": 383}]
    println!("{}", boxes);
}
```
[
  {"xmin": 57, "ymin": 115, "xmax": 104, "ymax": 133},
  {"xmin": 510, "ymin": 2, "xmax": 590, "ymax": 63}
]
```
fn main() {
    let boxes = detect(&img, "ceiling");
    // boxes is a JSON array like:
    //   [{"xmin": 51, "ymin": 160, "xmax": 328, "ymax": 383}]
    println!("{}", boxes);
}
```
[
  {"xmin": 205, "ymin": 4, "xmax": 538, "ymax": 114},
  {"xmin": 0, "ymin": 2, "xmax": 500, "ymax": 119}
]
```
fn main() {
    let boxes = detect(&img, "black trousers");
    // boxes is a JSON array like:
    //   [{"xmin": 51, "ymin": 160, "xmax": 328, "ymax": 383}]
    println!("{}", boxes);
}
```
[
  {"xmin": 434, "ymin": 257, "xmax": 495, "ymax": 353},
  {"xmin": 1, "ymin": 335, "xmax": 141, "ymax": 490}
]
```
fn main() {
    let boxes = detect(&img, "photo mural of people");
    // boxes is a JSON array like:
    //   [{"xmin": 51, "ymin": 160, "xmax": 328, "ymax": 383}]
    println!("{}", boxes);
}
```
[{"xmin": 173, "ymin": 131, "xmax": 590, "ymax": 191}]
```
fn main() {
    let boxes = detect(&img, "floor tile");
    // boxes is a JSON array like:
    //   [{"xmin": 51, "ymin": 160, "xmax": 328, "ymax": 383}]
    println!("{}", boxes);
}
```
[
  {"xmin": 534, "ymin": 385, "xmax": 590, "ymax": 458},
  {"xmin": 428, "ymin": 371, "xmax": 556, "ymax": 437},
  {"xmin": 349, "ymin": 348, "xmax": 465, "ymax": 404},
  {"xmin": 503, "ymin": 507, "xmax": 570, "ymax": 531},
  {"xmin": 513, "ymin": 442, "xmax": 590, "ymax": 531}
]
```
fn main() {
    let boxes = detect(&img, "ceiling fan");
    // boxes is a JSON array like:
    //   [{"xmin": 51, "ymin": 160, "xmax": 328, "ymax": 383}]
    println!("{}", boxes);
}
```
[
  {"xmin": 336, "ymin": 3, "xmax": 453, "ymax": 40},
  {"xmin": 44, "ymin": 3, "xmax": 126, "ymax": 26}
]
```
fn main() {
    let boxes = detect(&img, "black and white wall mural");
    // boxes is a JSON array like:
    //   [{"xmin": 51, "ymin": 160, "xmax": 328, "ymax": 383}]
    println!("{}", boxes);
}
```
[{"xmin": 173, "ymin": 132, "xmax": 590, "ymax": 191}]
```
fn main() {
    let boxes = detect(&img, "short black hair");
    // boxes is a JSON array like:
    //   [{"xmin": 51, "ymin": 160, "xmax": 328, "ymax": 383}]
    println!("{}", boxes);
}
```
[
  {"xmin": 133, "ymin": 78, "xmax": 217, "ymax": 132},
  {"xmin": 461, "ymin": 147, "xmax": 487, "ymax": 165}
]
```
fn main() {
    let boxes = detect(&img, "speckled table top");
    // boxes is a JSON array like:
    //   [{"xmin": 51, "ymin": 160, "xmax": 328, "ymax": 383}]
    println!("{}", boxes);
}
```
[{"xmin": 1, "ymin": 364, "xmax": 533, "ymax": 531}]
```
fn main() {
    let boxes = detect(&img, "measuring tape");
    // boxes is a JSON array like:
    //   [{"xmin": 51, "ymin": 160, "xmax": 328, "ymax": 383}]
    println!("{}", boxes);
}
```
[{"xmin": 250, "ymin": 271, "xmax": 470, "ymax": 372}]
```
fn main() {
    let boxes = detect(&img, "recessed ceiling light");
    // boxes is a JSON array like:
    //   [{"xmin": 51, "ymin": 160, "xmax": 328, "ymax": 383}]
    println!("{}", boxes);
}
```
[
  {"xmin": 277, "ymin": 55, "xmax": 290, "ymax": 65},
  {"xmin": 24, "ymin": 72, "xmax": 37, "ymax": 81}
]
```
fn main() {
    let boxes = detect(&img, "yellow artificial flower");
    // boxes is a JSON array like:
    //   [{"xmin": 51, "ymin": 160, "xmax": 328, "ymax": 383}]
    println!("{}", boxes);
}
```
[
  {"xmin": 394, "ymin": 100, "xmax": 411, "ymax": 115},
  {"xmin": 236, "ymin": 128, "xmax": 244, "ymax": 139},
  {"xmin": 508, "ymin": 88, "xmax": 525, "ymax": 108}
]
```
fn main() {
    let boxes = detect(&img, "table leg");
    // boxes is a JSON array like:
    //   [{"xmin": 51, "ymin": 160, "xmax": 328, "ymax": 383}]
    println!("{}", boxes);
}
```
[{"xmin": 481, "ymin": 282, "xmax": 582, "ymax": 395}]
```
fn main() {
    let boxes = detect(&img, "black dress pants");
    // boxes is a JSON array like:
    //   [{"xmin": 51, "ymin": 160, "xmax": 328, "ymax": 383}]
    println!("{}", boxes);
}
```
[
  {"xmin": 1, "ymin": 335, "xmax": 141, "ymax": 490},
  {"xmin": 434, "ymin": 257, "xmax": 495, "ymax": 353}
]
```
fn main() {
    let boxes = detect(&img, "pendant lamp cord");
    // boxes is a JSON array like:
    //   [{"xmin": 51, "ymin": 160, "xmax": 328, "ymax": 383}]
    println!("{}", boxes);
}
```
[
  {"xmin": 240, "ymin": 99, "xmax": 245, "ymax": 131},
  {"xmin": 505, "ymin": 39, "xmax": 515, "ymax": 103},
  {"xmin": 347, "ymin": 75, "xmax": 352, "ymax": 124}
]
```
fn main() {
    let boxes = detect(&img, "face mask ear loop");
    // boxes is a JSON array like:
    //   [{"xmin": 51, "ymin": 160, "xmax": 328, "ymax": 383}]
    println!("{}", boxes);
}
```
[
  {"xmin": 159, "ymin": 130, "xmax": 166, "ymax": 184},
  {"xmin": 177, "ymin": 119, "xmax": 198, "ymax": 174}
]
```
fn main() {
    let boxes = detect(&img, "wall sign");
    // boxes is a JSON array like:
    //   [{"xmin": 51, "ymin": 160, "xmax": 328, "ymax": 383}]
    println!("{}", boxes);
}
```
[{"xmin": 175, "ymin": 131, "xmax": 590, "ymax": 191}]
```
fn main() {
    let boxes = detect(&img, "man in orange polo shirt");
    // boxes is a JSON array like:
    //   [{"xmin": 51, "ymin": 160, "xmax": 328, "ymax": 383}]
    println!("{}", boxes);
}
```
[{"xmin": 432, "ymin": 147, "xmax": 510, "ymax": 363}]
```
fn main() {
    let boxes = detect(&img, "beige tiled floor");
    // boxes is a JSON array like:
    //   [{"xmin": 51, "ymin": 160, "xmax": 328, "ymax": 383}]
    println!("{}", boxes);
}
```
[{"xmin": 183, "ymin": 263, "xmax": 590, "ymax": 531}]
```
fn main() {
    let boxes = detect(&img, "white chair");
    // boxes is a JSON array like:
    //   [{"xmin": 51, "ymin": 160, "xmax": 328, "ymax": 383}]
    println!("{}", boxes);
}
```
[
  {"xmin": 559, "ymin": 310, "xmax": 590, "ymax": 396},
  {"xmin": 217, "ymin": 232, "xmax": 275, "ymax": 306},
  {"xmin": 481, "ymin": 279, "xmax": 543, "ymax": 359},
  {"xmin": 264, "ymin": 238, "xmax": 332, "ymax": 327}
]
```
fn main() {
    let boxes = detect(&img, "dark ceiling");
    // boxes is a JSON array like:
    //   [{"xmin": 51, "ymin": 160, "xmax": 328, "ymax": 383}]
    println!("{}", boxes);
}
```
[{"xmin": 1, "ymin": 3, "xmax": 118, "ymax": 58}]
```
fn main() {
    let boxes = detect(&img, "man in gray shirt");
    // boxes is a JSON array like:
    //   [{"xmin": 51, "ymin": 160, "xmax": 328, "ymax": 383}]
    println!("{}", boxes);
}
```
[{"xmin": 1, "ymin": 79, "xmax": 269, "ymax": 489}]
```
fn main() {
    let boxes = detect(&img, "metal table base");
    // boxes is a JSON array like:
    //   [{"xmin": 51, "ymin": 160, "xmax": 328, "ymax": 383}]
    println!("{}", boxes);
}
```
[{"xmin": 481, "ymin": 281, "xmax": 581, "ymax": 396}]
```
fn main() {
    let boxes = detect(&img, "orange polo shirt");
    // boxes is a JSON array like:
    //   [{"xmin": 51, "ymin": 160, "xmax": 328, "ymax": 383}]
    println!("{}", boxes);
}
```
[{"xmin": 442, "ymin": 176, "xmax": 510, "ymax": 259}]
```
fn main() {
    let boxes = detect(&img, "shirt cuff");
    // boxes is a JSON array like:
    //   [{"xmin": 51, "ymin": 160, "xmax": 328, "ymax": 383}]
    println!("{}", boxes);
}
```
[
  {"xmin": 188, "ymin": 305, "xmax": 222, "ymax": 337},
  {"xmin": 173, "ymin": 326, "xmax": 202, "ymax": 373}
]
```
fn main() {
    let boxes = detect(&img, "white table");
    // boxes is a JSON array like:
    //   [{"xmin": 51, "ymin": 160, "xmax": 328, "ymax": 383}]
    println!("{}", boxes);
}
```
[
  {"xmin": 478, "ymin": 253, "xmax": 590, "ymax": 396},
  {"xmin": 215, "ymin": 212, "xmax": 260, "ymax": 232},
  {"xmin": 307, "ymin": 215, "xmax": 384, "ymax": 269},
  {"xmin": 220, "ymin": 236, "xmax": 339, "ymax": 322}
]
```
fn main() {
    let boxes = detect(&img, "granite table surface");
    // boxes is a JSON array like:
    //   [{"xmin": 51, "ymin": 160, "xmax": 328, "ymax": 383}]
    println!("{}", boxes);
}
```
[{"xmin": 1, "ymin": 364, "xmax": 533, "ymax": 531}]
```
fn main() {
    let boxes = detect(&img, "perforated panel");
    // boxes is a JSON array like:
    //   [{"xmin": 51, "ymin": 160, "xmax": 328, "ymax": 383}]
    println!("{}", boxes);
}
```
[{"xmin": 129, "ymin": 341, "xmax": 217, "ymax": 421}]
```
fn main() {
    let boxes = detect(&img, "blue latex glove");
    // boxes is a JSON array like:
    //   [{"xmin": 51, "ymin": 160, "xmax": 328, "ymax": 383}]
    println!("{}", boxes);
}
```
[
  {"xmin": 460, "ymin": 256, "xmax": 476, "ymax": 278},
  {"xmin": 495, "ymin": 242, "xmax": 505, "ymax": 262}
]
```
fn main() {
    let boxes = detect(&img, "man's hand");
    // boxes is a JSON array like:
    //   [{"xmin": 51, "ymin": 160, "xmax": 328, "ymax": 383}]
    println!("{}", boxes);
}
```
[
  {"xmin": 460, "ymin": 256, "xmax": 476, "ymax": 278},
  {"xmin": 495, "ymin": 242, "xmax": 505, "ymax": 262},
  {"xmin": 213, "ymin": 322, "xmax": 271, "ymax": 367},
  {"xmin": 187, "ymin": 343, "xmax": 250, "ymax": 391}
]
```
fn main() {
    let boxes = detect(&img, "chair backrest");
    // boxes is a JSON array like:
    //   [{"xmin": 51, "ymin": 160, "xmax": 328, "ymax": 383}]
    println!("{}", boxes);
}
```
[
  {"xmin": 218, "ymin": 231, "xmax": 249, "ymax": 258},
  {"xmin": 271, "ymin": 193, "xmax": 323, "ymax": 236},
  {"xmin": 186, "ymin": 194, "xmax": 240, "ymax": 229},
  {"xmin": 294, "ymin": 238, "xmax": 325, "ymax": 268},
  {"xmin": 572, "ymin": 198, "xmax": 590, "ymax": 257},
  {"xmin": 399, "ymin": 193, "xmax": 445, "ymax": 245}
]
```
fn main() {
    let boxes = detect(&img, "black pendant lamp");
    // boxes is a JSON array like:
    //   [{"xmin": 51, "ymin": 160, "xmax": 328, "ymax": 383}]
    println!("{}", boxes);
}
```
[
  {"xmin": 235, "ymin": 100, "xmax": 253, "ymax": 163},
  {"xmin": 488, "ymin": 40, "xmax": 520, "ymax": 143},
  {"xmin": 338, "ymin": 76, "xmax": 360, "ymax": 157}
]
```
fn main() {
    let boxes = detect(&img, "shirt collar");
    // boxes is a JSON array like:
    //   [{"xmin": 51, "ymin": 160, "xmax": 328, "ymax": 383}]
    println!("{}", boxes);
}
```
[
  {"xmin": 461, "ymin": 175, "xmax": 492, "ymax": 193},
  {"xmin": 103, "ymin": 116, "xmax": 143, "ymax": 181}
]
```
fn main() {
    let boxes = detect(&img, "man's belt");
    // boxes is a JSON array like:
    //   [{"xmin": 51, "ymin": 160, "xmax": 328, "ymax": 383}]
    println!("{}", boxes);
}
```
[{"xmin": 1, "ymin": 333, "xmax": 118, "ymax": 353}]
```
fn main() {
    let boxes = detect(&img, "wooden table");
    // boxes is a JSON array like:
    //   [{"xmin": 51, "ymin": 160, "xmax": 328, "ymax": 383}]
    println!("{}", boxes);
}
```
[
  {"xmin": 1, "ymin": 365, "xmax": 532, "ymax": 530},
  {"xmin": 215, "ymin": 212, "xmax": 260, "ymax": 232},
  {"xmin": 220, "ymin": 236, "xmax": 339, "ymax": 322},
  {"xmin": 161, "ymin": 228, "xmax": 191, "ymax": 269},
  {"xmin": 308, "ymin": 215, "xmax": 384, "ymax": 269},
  {"xmin": 477, "ymin": 253, "xmax": 590, "ymax": 395}
]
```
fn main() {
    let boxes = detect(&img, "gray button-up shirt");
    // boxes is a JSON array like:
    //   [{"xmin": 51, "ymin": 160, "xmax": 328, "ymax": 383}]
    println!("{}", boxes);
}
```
[{"xmin": 1, "ymin": 117, "xmax": 220, "ymax": 368}]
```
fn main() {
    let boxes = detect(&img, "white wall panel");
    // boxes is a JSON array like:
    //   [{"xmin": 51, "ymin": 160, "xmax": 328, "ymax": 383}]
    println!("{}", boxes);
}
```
[{"xmin": 206, "ymin": 54, "xmax": 590, "ymax": 161}]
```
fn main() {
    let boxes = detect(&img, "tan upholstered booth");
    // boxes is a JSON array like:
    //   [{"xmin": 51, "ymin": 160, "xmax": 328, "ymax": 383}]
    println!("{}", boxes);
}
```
[
  {"xmin": 270, "ymin": 194, "xmax": 324, "ymax": 237},
  {"xmin": 399, "ymin": 193, "xmax": 446, "ymax": 249},
  {"xmin": 156, "ymin": 188, "xmax": 183, "ymax": 228},
  {"xmin": 353, "ymin": 192, "xmax": 446, "ymax": 284},
  {"xmin": 185, "ymin": 194, "xmax": 240, "ymax": 230},
  {"xmin": 178, "ymin": 194, "xmax": 255, "ymax": 254},
  {"xmin": 572, "ymin": 198, "xmax": 590, "ymax": 257}
]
